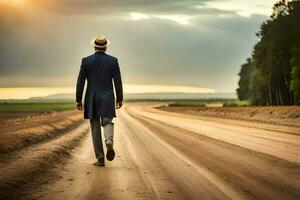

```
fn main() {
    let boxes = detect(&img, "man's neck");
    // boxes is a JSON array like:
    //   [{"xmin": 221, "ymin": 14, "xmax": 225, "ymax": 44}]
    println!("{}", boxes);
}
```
[{"xmin": 95, "ymin": 51, "xmax": 106, "ymax": 54}]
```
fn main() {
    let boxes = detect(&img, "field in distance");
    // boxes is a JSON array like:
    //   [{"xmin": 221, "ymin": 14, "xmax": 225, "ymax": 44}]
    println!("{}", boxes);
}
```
[{"xmin": 0, "ymin": 102, "xmax": 75, "ymax": 112}]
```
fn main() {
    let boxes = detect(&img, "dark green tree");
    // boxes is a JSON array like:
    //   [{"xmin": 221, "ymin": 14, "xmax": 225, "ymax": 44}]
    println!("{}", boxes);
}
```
[
  {"xmin": 249, "ymin": 68, "xmax": 268, "ymax": 105},
  {"xmin": 290, "ymin": 47, "xmax": 300, "ymax": 104},
  {"xmin": 237, "ymin": 58, "xmax": 254, "ymax": 100},
  {"xmin": 237, "ymin": 0, "xmax": 300, "ymax": 106},
  {"xmin": 289, "ymin": 0, "xmax": 300, "ymax": 104}
]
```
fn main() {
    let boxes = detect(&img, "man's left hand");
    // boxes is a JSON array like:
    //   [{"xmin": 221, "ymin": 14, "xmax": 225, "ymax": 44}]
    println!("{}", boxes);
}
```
[{"xmin": 76, "ymin": 102, "xmax": 83, "ymax": 110}]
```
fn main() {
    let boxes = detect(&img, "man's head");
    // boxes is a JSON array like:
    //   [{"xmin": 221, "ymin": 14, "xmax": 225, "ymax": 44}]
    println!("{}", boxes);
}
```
[{"xmin": 90, "ymin": 35, "xmax": 110, "ymax": 52}]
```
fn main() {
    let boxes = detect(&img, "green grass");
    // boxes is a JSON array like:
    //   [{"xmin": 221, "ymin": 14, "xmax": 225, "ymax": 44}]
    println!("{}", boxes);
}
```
[
  {"xmin": 168, "ymin": 102, "xmax": 207, "ymax": 107},
  {"xmin": 0, "ymin": 102, "xmax": 75, "ymax": 112},
  {"xmin": 222, "ymin": 100, "xmax": 249, "ymax": 107},
  {"xmin": 165, "ymin": 99, "xmax": 249, "ymax": 108}
]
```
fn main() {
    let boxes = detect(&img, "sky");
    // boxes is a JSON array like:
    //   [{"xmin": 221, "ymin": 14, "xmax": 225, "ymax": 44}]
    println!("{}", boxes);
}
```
[{"xmin": 0, "ymin": 0, "xmax": 278, "ymax": 98}]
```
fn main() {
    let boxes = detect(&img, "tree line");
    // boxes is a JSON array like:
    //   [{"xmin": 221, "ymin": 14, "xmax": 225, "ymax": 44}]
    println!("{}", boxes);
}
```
[{"xmin": 237, "ymin": 0, "xmax": 300, "ymax": 105}]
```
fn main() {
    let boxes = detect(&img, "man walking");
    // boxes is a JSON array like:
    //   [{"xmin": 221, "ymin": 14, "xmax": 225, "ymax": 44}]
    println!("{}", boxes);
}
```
[{"xmin": 76, "ymin": 35, "xmax": 123, "ymax": 167}]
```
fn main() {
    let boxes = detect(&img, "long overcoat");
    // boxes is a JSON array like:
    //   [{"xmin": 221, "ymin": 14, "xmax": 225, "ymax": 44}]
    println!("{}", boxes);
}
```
[{"xmin": 76, "ymin": 52, "xmax": 123, "ymax": 119}]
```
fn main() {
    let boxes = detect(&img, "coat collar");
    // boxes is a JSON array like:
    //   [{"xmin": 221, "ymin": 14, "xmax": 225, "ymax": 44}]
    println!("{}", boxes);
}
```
[{"xmin": 95, "ymin": 51, "xmax": 106, "ymax": 55}]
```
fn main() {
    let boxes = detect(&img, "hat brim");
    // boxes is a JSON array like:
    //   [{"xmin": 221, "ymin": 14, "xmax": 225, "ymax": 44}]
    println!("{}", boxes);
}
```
[{"xmin": 90, "ymin": 38, "xmax": 110, "ymax": 48}]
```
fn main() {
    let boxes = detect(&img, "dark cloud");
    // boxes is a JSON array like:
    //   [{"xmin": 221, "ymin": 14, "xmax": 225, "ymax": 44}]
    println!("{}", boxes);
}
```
[
  {"xmin": 109, "ymin": 15, "xmax": 266, "ymax": 90},
  {"xmin": 0, "ymin": 1, "xmax": 270, "ymax": 92},
  {"xmin": 29, "ymin": 0, "xmax": 216, "ymax": 15}
]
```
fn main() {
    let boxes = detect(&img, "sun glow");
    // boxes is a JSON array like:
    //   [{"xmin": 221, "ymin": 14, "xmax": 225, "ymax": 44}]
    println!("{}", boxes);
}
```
[
  {"xmin": 124, "ymin": 84, "xmax": 215, "ymax": 94},
  {"xmin": 0, "ymin": 0, "xmax": 25, "ymax": 6},
  {"xmin": 129, "ymin": 12, "xmax": 150, "ymax": 21},
  {"xmin": 0, "ymin": 87, "xmax": 74, "ymax": 100},
  {"xmin": 155, "ymin": 15, "xmax": 191, "ymax": 25}
]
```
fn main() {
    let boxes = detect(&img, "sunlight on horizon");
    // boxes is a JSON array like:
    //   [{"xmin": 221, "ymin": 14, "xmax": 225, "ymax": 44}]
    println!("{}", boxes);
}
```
[
  {"xmin": 0, "ymin": 87, "xmax": 75, "ymax": 100},
  {"xmin": 0, "ymin": 85, "xmax": 215, "ymax": 100},
  {"xmin": 124, "ymin": 84, "xmax": 214, "ymax": 94}
]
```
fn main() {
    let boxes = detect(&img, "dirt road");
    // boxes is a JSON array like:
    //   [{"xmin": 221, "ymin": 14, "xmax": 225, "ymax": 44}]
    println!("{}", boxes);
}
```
[
  {"xmin": 23, "ymin": 103, "xmax": 298, "ymax": 200},
  {"xmin": 1, "ymin": 103, "xmax": 299, "ymax": 199}
]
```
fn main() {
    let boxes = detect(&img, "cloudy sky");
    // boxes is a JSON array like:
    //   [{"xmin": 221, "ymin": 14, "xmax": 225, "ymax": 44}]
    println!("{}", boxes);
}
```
[{"xmin": 0, "ymin": 0, "xmax": 277, "ymax": 98}]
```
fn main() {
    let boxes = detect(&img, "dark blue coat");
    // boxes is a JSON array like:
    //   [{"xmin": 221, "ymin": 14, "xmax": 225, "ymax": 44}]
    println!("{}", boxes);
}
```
[{"xmin": 76, "ymin": 52, "xmax": 123, "ymax": 119}]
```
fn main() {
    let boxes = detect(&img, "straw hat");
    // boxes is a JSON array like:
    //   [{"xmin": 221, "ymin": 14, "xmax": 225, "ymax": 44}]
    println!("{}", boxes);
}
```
[{"xmin": 90, "ymin": 35, "xmax": 110, "ymax": 48}]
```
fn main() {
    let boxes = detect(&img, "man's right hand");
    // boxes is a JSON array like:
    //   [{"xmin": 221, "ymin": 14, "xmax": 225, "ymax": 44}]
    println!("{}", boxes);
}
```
[
  {"xmin": 116, "ymin": 101, "xmax": 123, "ymax": 109},
  {"xmin": 76, "ymin": 102, "xmax": 83, "ymax": 110}
]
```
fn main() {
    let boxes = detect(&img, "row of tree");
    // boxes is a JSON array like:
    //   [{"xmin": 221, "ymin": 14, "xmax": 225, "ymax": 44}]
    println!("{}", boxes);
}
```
[{"xmin": 237, "ymin": 0, "xmax": 300, "ymax": 105}]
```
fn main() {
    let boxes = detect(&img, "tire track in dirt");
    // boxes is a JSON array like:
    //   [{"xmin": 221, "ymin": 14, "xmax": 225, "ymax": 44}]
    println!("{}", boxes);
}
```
[
  {"xmin": 0, "ymin": 111, "xmax": 85, "ymax": 154},
  {"xmin": 32, "ymin": 105, "xmax": 239, "ymax": 200},
  {"xmin": 0, "ymin": 110, "xmax": 81, "ymax": 132},
  {"xmin": 0, "ymin": 122, "xmax": 89, "ymax": 200},
  {"xmin": 128, "ymin": 109, "xmax": 300, "ymax": 200},
  {"xmin": 12, "ymin": 103, "xmax": 300, "ymax": 200},
  {"xmin": 129, "ymin": 105, "xmax": 300, "ymax": 164},
  {"xmin": 118, "ymin": 109, "xmax": 240, "ymax": 200}
]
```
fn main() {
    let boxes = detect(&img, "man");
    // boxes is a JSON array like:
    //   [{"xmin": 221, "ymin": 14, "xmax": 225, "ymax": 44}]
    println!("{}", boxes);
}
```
[{"xmin": 76, "ymin": 35, "xmax": 123, "ymax": 167}]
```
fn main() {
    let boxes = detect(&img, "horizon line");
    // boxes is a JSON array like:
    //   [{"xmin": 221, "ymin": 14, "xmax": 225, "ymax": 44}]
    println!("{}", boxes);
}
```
[{"xmin": 0, "ymin": 85, "xmax": 220, "ymax": 100}]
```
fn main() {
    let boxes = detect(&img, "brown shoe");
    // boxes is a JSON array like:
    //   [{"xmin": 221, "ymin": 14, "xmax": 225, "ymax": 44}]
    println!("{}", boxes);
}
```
[{"xmin": 106, "ymin": 142, "xmax": 115, "ymax": 161}]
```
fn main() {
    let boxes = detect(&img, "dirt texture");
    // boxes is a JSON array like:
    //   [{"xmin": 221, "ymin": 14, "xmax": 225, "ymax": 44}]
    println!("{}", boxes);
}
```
[
  {"xmin": 0, "ymin": 110, "xmax": 89, "ymax": 199},
  {"xmin": 0, "ymin": 110, "xmax": 85, "ymax": 154},
  {"xmin": 24, "ymin": 103, "xmax": 300, "ymax": 200},
  {"xmin": 159, "ymin": 106, "xmax": 300, "ymax": 127}
]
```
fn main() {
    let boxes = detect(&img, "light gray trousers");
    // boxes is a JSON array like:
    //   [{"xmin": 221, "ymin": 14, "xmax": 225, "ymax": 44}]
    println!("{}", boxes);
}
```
[{"xmin": 89, "ymin": 117, "xmax": 114, "ymax": 160}]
